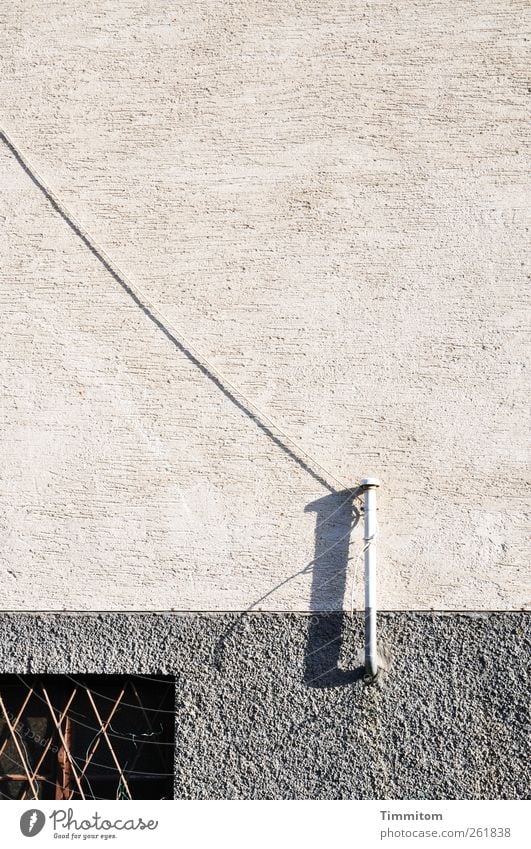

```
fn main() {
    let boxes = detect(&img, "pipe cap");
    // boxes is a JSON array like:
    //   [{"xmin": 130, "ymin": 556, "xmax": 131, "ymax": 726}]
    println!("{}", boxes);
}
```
[{"xmin": 360, "ymin": 476, "xmax": 380, "ymax": 487}]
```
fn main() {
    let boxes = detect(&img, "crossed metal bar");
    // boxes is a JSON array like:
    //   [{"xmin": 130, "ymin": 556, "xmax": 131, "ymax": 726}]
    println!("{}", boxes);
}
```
[
  {"xmin": 0, "ymin": 688, "xmax": 40, "ymax": 799},
  {"xmin": 0, "ymin": 681, "xmax": 138, "ymax": 800},
  {"xmin": 68, "ymin": 685, "xmax": 126, "ymax": 799},
  {"xmin": 84, "ymin": 688, "xmax": 131, "ymax": 800},
  {"xmin": 22, "ymin": 688, "xmax": 78, "ymax": 801}
]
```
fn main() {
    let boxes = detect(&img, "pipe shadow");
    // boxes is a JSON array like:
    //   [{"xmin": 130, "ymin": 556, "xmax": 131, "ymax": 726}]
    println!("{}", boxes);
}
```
[
  {"xmin": 1, "ymin": 131, "xmax": 370, "ymax": 692},
  {"xmin": 304, "ymin": 489, "xmax": 364, "ymax": 687},
  {"xmin": 213, "ymin": 488, "xmax": 365, "ymax": 688}
]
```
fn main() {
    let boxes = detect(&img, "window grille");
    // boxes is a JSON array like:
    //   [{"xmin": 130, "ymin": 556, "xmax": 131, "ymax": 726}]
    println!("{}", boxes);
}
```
[{"xmin": 0, "ymin": 675, "xmax": 175, "ymax": 800}]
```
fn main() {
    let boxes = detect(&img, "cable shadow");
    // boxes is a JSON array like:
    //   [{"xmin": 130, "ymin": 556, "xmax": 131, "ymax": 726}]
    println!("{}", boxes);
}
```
[
  {"xmin": 0, "ymin": 131, "xmax": 335, "ymax": 496},
  {"xmin": 304, "ymin": 489, "xmax": 364, "ymax": 688},
  {"xmin": 2, "ymin": 130, "xmax": 368, "ymax": 693}
]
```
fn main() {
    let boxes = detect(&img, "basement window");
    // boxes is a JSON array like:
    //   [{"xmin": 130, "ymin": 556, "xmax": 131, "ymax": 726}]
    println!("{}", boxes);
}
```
[{"xmin": 0, "ymin": 675, "xmax": 175, "ymax": 800}]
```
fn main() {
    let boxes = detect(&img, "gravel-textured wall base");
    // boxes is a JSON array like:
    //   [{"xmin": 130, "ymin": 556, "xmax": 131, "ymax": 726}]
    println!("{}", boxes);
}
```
[{"xmin": 0, "ymin": 613, "xmax": 528, "ymax": 799}]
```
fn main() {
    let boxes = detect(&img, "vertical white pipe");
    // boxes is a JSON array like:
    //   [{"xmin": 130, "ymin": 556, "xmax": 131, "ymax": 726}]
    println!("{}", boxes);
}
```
[{"xmin": 361, "ymin": 476, "xmax": 380, "ymax": 679}]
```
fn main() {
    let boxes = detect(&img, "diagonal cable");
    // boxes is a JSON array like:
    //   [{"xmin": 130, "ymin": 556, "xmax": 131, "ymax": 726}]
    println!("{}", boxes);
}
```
[{"xmin": 0, "ymin": 122, "xmax": 346, "ymax": 496}]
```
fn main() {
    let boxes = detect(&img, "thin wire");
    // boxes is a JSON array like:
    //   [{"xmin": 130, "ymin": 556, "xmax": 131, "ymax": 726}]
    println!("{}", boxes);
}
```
[
  {"xmin": 349, "ymin": 542, "xmax": 368, "ymax": 614},
  {"xmin": 82, "ymin": 728, "xmax": 102, "ymax": 801},
  {"xmin": 350, "ymin": 518, "xmax": 379, "ymax": 613},
  {"xmin": 3, "ymin": 678, "xmax": 174, "ymax": 798},
  {"xmin": 14, "ymin": 728, "xmax": 36, "ymax": 797},
  {"xmin": 13, "ymin": 674, "xmax": 177, "ymax": 735},
  {"xmin": 0, "ymin": 121, "xmax": 347, "ymax": 495}
]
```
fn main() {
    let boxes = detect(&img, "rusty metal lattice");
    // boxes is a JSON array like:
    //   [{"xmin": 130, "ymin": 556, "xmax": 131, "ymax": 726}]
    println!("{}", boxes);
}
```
[{"xmin": 0, "ymin": 675, "xmax": 174, "ymax": 800}]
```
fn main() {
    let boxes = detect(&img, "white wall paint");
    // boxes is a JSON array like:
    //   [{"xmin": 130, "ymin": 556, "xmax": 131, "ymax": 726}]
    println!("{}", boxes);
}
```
[{"xmin": 0, "ymin": 1, "xmax": 529, "ymax": 610}]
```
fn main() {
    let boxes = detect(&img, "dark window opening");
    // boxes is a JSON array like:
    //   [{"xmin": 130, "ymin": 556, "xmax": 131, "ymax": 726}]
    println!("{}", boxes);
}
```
[{"xmin": 0, "ymin": 674, "xmax": 175, "ymax": 800}]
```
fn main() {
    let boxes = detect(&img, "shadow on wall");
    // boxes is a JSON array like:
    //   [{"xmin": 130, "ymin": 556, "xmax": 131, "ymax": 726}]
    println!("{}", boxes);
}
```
[
  {"xmin": 213, "ymin": 487, "xmax": 365, "ymax": 689},
  {"xmin": 304, "ymin": 489, "xmax": 365, "ymax": 688},
  {"xmin": 1, "ymin": 131, "xmax": 365, "ymax": 691}
]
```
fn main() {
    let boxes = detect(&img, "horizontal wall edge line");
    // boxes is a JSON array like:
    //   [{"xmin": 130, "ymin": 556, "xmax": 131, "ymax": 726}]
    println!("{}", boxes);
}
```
[{"xmin": 0, "ymin": 610, "xmax": 528, "ymax": 616}]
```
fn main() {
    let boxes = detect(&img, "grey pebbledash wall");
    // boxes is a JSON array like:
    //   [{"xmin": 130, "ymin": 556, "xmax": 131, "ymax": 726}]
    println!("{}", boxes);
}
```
[{"xmin": 0, "ymin": 612, "xmax": 528, "ymax": 800}]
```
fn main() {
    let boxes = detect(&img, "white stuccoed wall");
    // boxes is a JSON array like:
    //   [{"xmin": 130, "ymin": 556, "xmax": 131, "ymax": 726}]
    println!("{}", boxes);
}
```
[{"xmin": 0, "ymin": 1, "xmax": 529, "ymax": 611}]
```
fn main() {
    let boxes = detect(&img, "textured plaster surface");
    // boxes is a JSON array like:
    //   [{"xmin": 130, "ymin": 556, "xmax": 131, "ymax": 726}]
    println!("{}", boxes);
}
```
[
  {"xmin": 0, "ymin": 612, "xmax": 529, "ymax": 799},
  {"xmin": 0, "ymin": 1, "xmax": 529, "ymax": 610}
]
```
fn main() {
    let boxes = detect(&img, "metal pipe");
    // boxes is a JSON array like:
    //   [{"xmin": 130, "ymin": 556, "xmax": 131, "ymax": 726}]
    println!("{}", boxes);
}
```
[{"xmin": 361, "ymin": 476, "xmax": 380, "ymax": 680}]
